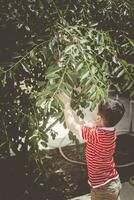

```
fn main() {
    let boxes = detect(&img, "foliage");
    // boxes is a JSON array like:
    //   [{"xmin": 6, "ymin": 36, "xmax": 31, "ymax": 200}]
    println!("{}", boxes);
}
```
[
  {"xmin": 0, "ymin": 0, "xmax": 134, "ymax": 176},
  {"xmin": 35, "ymin": 22, "xmax": 126, "ymax": 112},
  {"xmin": 0, "ymin": 0, "xmax": 134, "ymax": 60}
]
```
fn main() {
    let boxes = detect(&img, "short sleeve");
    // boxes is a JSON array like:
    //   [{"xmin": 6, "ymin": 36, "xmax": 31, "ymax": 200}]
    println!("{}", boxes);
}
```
[
  {"xmin": 80, "ymin": 125, "xmax": 99, "ymax": 143},
  {"xmin": 80, "ymin": 125, "xmax": 92, "ymax": 140}
]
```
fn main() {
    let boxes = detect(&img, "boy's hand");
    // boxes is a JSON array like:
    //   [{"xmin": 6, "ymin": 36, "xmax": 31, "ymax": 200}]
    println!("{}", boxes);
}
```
[
  {"xmin": 73, "ymin": 86, "xmax": 82, "ymax": 93},
  {"xmin": 56, "ymin": 92, "xmax": 71, "ymax": 105}
]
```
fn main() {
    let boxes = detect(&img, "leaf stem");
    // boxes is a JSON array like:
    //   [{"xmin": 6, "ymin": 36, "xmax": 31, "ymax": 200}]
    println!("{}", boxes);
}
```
[{"xmin": 3, "ymin": 40, "xmax": 49, "ymax": 73}]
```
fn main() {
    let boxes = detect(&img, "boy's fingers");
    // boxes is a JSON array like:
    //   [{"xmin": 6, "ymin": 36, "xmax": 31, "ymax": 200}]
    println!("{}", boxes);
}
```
[
  {"xmin": 56, "ymin": 93, "xmax": 65, "ymax": 104},
  {"xmin": 56, "ymin": 93, "xmax": 63, "ymax": 99},
  {"xmin": 56, "ymin": 92, "xmax": 71, "ymax": 105},
  {"xmin": 60, "ymin": 106, "xmax": 64, "ymax": 112},
  {"xmin": 74, "ymin": 86, "xmax": 83, "ymax": 93},
  {"xmin": 57, "ymin": 92, "xmax": 67, "ymax": 100}
]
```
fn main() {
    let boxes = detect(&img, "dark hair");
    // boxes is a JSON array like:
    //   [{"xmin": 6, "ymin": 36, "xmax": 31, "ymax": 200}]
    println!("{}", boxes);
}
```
[{"xmin": 98, "ymin": 98, "xmax": 125, "ymax": 127}]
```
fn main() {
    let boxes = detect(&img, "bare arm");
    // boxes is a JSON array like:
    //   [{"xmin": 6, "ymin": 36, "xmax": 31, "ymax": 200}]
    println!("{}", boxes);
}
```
[
  {"xmin": 64, "ymin": 104, "xmax": 83, "ymax": 135},
  {"xmin": 57, "ymin": 93, "xmax": 83, "ymax": 135}
]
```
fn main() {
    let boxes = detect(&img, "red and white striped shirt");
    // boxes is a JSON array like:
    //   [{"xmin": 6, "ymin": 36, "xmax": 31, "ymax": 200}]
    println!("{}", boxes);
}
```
[{"xmin": 80, "ymin": 125, "xmax": 119, "ymax": 188}]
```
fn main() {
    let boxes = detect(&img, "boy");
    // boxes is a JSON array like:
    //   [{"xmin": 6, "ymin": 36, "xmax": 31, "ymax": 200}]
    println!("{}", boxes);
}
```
[{"xmin": 57, "ymin": 92, "xmax": 125, "ymax": 200}]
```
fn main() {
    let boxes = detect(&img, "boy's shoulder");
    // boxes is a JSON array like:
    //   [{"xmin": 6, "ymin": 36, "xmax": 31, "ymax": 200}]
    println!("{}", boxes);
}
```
[
  {"xmin": 97, "ymin": 127, "xmax": 115, "ymax": 132},
  {"xmin": 82, "ymin": 122, "xmax": 115, "ymax": 132}
]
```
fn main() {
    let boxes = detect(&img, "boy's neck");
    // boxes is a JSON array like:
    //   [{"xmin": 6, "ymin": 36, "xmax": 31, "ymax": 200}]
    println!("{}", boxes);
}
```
[{"xmin": 96, "ymin": 124, "xmax": 114, "ymax": 131}]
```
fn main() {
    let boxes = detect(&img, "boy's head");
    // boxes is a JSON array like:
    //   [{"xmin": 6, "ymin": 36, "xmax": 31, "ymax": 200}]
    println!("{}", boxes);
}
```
[{"xmin": 92, "ymin": 98, "xmax": 125, "ymax": 127}]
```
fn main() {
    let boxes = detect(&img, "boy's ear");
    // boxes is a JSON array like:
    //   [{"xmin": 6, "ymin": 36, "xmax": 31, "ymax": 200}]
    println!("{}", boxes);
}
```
[
  {"xmin": 96, "ymin": 115, "xmax": 101, "ymax": 122},
  {"xmin": 97, "ymin": 115, "xmax": 105, "ymax": 126}
]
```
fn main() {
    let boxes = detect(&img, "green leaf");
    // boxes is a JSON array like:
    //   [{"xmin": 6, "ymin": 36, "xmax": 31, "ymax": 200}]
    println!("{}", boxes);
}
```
[
  {"xmin": 81, "ymin": 71, "xmax": 89, "ymax": 81},
  {"xmin": 30, "ymin": 50, "xmax": 37, "ymax": 65},
  {"xmin": 127, "ymin": 38, "xmax": 134, "ymax": 47},
  {"xmin": 112, "ymin": 56, "xmax": 118, "ymax": 64},
  {"xmin": 36, "ymin": 98, "xmax": 45, "ymax": 108},
  {"xmin": 64, "ymin": 81, "xmax": 73, "ymax": 92},
  {"xmin": 25, "ymin": 25, "xmax": 30, "ymax": 31},
  {"xmin": 65, "ymin": 73, "xmax": 74, "ymax": 86},
  {"xmin": 2, "ymin": 73, "xmax": 7, "ymax": 87},
  {"xmin": 112, "ymin": 66, "xmax": 122, "ymax": 74},
  {"xmin": 21, "ymin": 63, "xmax": 31, "ymax": 74},
  {"xmin": 79, "ymin": 39, "xmax": 88, "ymax": 44},
  {"xmin": 46, "ymin": 73, "xmax": 60, "ymax": 79},
  {"xmin": 46, "ymin": 67, "xmax": 62, "ymax": 75},
  {"xmin": 64, "ymin": 44, "xmax": 76, "ymax": 53},
  {"xmin": 46, "ymin": 67, "xmax": 62, "ymax": 79},
  {"xmin": 117, "ymin": 69, "xmax": 125, "ymax": 78},
  {"xmin": 130, "ymin": 90, "xmax": 134, "ymax": 98},
  {"xmin": 0, "ymin": 141, "xmax": 7, "ymax": 148},
  {"xmin": 87, "ymin": 46, "xmax": 91, "ymax": 51},
  {"xmin": 124, "ymin": 74, "xmax": 129, "ymax": 80},
  {"xmin": 125, "ymin": 82, "xmax": 134, "ymax": 91},
  {"xmin": 76, "ymin": 63, "xmax": 84, "ymax": 71}
]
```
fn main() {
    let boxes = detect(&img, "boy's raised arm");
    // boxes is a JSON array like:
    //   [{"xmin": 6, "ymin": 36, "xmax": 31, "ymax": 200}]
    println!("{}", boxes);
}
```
[{"xmin": 56, "ymin": 92, "xmax": 82, "ymax": 135}]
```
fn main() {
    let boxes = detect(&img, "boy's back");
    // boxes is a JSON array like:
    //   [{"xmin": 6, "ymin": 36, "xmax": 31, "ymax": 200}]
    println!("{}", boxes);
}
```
[{"xmin": 81, "ymin": 125, "xmax": 118, "ymax": 188}]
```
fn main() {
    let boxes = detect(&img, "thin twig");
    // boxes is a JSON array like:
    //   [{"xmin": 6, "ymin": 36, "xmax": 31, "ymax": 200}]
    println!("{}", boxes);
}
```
[{"xmin": 3, "ymin": 40, "xmax": 49, "ymax": 73}]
